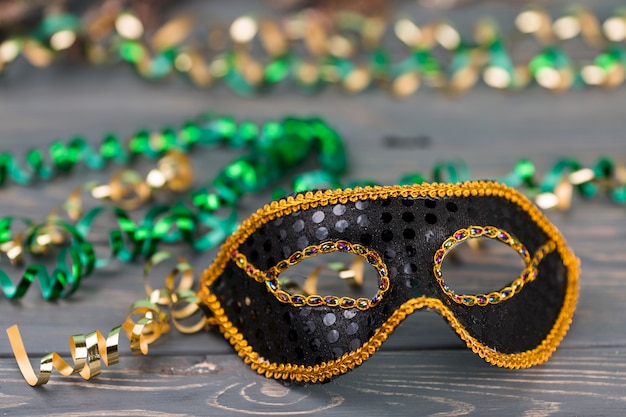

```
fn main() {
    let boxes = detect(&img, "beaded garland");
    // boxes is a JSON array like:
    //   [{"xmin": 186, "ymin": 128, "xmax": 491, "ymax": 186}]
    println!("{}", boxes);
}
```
[{"xmin": 2, "ymin": 7, "xmax": 626, "ymax": 94}]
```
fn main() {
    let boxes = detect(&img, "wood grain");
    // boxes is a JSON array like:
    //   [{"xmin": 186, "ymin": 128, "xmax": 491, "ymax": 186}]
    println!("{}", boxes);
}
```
[{"xmin": 2, "ymin": 348, "xmax": 626, "ymax": 416}]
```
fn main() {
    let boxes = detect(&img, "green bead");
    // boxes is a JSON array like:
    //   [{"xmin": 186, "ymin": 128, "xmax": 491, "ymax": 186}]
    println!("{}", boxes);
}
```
[
  {"xmin": 264, "ymin": 58, "xmax": 290, "ymax": 83},
  {"xmin": 399, "ymin": 173, "xmax": 426, "ymax": 185},
  {"xmin": 223, "ymin": 159, "xmax": 259, "ymax": 190},
  {"xmin": 284, "ymin": 118, "xmax": 312, "ymax": 143},
  {"xmin": 213, "ymin": 117, "xmax": 237, "ymax": 142},
  {"xmin": 134, "ymin": 226, "xmax": 150, "ymax": 241},
  {"xmin": 414, "ymin": 49, "xmax": 441, "ymax": 75},
  {"xmin": 612, "ymin": 187, "xmax": 626, "ymax": 204},
  {"xmin": 49, "ymin": 141, "xmax": 70, "ymax": 171},
  {"xmin": 578, "ymin": 182, "xmax": 596, "ymax": 198},
  {"xmin": 116, "ymin": 215, "xmax": 136, "ymax": 233},
  {"xmin": 236, "ymin": 121, "xmax": 259, "ymax": 146},
  {"xmin": 196, "ymin": 114, "xmax": 224, "ymax": 145},
  {"xmin": 224, "ymin": 55, "xmax": 257, "ymax": 96},
  {"xmin": 262, "ymin": 121, "xmax": 283, "ymax": 140},
  {"xmin": 594, "ymin": 157, "xmax": 614, "ymax": 178},
  {"xmin": 392, "ymin": 55, "xmax": 419, "ymax": 78},
  {"xmin": 192, "ymin": 191, "xmax": 222, "ymax": 211},
  {"xmin": 515, "ymin": 159, "xmax": 535, "ymax": 179},
  {"xmin": 292, "ymin": 171, "xmax": 341, "ymax": 192},
  {"xmin": 330, "ymin": 56, "xmax": 354, "ymax": 78},
  {"xmin": 40, "ymin": 13, "xmax": 80, "ymax": 38},
  {"xmin": 206, "ymin": 193, "xmax": 222, "ymax": 210},
  {"xmin": 449, "ymin": 46, "xmax": 472, "ymax": 75},
  {"xmin": 175, "ymin": 214, "xmax": 194, "ymax": 232},
  {"xmin": 0, "ymin": 227, "xmax": 11, "ymax": 243},
  {"xmin": 147, "ymin": 53, "xmax": 173, "ymax": 79},
  {"xmin": 529, "ymin": 54, "xmax": 551, "ymax": 75},
  {"xmin": 26, "ymin": 149, "xmax": 43, "ymax": 167},
  {"xmin": 0, "ymin": 153, "xmax": 10, "ymax": 168},
  {"xmin": 4, "ymin": 153, "xmax": 28, "ymax": 185},
  {"xmin": 128, "ymin": 129, "xmax": 150, "ymax": 154},
  {"xmin": 529, "ymin": 47, "xmax": 571, "ymax": 75},
  {"xmin": 152, "ymin": 218, "xmax": 173, "ymax": 236},
  {"xmin": 595, "ymin": 52, "xmax": 618, "ymax": 71},
  {"xmin": 119, "ymin": 41, "xmax": 145, "ymax": 63},
  {"xmin": 159, "ymin": 127, "xmax": 177, "ymax": 151},
  {"xmin": 256, "ymin": 122, "xmax": 284, "ymax": 152},
  {"xmin": 180, "ymin": 122, "xmax": 201, "ymax": 147},
  {"xmin": 316, "ymin": 127, "xmax": 347, "ymax": 174},
  {"xmin": 485, "ymin": 39, "xmax": 515, "ymax": 84},
  {"xmin": 369, "ymin": 48, "xmax": 390, "ymax": 77},
  {"xmin": 100, "ymin": 134, "xmax": 122, "ymax": 159},
  {"xmin": 66, "ymin": 137, "xmax": 84, "ymax": 164},
  {"xmin": 213, "ymin": 177, "xmax": 242, "ymax": 205}
]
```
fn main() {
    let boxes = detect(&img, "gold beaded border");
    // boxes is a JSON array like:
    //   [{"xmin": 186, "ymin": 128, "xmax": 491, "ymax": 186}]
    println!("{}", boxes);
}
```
[
  {"xmin": 199, "ymin": 181, "xmax": 579, "ymax": 382},
  {"xmin": 232, "ymin": 240, "xmax": 390, "ymax": 310},
  {"xmin": 433, "ymin": 225, "xmax": 556, "ymax": 307}
]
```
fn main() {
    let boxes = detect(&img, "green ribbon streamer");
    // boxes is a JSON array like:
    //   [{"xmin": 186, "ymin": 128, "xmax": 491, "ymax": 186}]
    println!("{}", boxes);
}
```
[{"xmin": 0, "ymin": 114, "xmax": 348, "ymax": 300}]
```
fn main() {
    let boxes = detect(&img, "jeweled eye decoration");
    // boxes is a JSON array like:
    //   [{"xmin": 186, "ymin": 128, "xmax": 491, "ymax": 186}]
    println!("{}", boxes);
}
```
[
  {"xmin": 233, "ymin": 240, "xmax": 390, "ymax": 310},
  {"xmin": 433, "ymin": 225, "xmax": 556, "ymax": 307}
]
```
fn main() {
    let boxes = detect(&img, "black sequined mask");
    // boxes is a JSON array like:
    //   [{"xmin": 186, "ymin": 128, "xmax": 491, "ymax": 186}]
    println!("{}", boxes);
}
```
[{"xmin": 199, "ymin": 181, "xmax": 579, "ymax": 383}]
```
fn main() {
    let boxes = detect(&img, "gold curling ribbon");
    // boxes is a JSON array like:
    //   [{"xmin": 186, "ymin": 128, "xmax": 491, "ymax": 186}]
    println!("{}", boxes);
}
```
[
  {"xmin": 6, "ymin": 325, "xmax": 123, "ymax": 386},
  {"xmin": 6, "ymin": 252, "xmax": 208, "ymax": 386},
  {"xmin": 141, "ymin": 251, "xmax": 207, "ymax": 335},
  {"xmin": 63, "ymin": 150, "xmax": 194, "ymax": 219}
]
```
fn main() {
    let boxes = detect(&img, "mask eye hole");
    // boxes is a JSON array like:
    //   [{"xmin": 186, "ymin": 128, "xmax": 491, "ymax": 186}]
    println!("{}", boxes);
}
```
[
  {"xmin": 433, "ymin": 226, "xmax": 552, "ymax": 307},
  {"xmin": 235, "ymin": 241, "xmax": 390, "ymax": 310}
]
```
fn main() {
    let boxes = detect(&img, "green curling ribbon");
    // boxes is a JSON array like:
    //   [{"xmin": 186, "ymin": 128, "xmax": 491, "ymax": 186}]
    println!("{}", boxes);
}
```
[
  {"xmin": 0, "ymin": 219, "xmax": 95, "ymax": 299},
  {"xmin": 0, "ymin": 114, "xmax": 348, "ymax": 300},
  {"xmin": 2, "ymin": 112, "xmax": 337, "ymax": 187}
]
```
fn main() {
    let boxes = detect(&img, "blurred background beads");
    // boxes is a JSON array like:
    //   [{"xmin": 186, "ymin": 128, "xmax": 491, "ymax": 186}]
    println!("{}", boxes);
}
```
[{"xmin": 2, "ymin": 3, "xmax": 626, "ymax": 94}]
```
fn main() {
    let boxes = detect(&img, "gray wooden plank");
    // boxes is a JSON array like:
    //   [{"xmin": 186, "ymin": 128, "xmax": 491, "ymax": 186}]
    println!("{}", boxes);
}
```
[{"xmin": 2, "ymin": 348, "xmax": 626, "ymax": 416}]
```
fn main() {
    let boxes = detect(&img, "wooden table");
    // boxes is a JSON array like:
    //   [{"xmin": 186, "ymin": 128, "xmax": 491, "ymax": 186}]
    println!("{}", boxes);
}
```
[{"xmin": 2, "ymin": 2, "xmax": 626, "ymax": 416}]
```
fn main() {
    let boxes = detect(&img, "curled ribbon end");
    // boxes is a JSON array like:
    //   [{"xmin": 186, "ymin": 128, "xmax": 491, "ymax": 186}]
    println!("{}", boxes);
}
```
[
  {"xmin": 6, "ymin": 324, "xmax": 50, "ymax": 387},
  {"xmin": 6, "ymin": 323, "xmax": 125, "ymax": 387}
]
